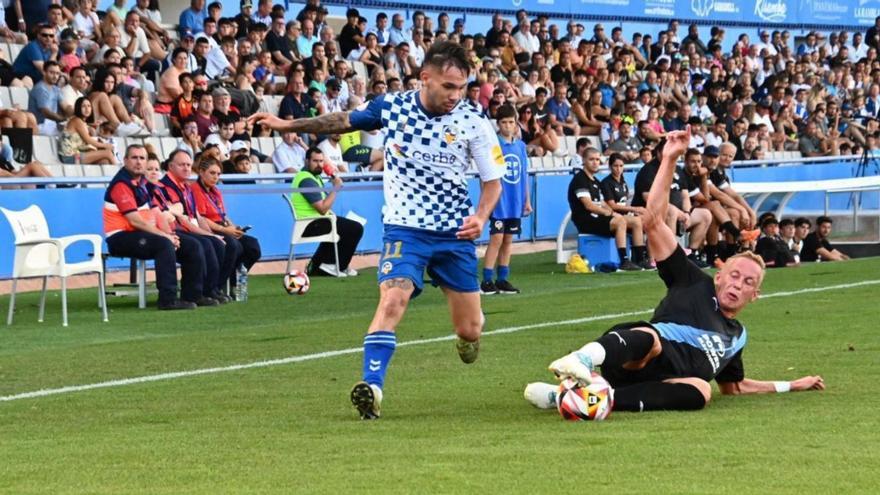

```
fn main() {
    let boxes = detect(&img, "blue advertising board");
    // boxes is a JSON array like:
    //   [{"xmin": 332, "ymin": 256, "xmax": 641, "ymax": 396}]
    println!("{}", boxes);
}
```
[{"xmin": 347, "ymin": 0, "xmax": 880, "ymax": 27}]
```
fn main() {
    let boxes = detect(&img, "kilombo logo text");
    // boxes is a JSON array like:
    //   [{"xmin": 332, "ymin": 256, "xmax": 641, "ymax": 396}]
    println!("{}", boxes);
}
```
[{"xmin": 754, "ymin": 0, "xmax": 787, "ymax": 22}]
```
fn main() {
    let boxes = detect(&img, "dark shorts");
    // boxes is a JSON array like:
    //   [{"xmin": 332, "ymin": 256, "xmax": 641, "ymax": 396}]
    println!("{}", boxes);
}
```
[
  {"xmin": 489, "ymin": 217, "xmax": 521, "ymax": 235},
  {"xmin": 598, "ymin": 321, "xmax": 715, "ymax": 386},
  {"xmin": 575, "ymin": 215, "xmax": 614, "ymax": 238},
  {"xmin": 377, "ymin": 224, "xmax": 479, "ymax": 298},
  {"xmin": 342, "ymin": 145, "xmax": 372, "ymax": 164}
]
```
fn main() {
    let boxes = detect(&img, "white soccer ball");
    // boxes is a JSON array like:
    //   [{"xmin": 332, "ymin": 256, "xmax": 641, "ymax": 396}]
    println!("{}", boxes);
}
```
[
  {"xmin": 283, "ymin": 270, "xmax": 311, "ymax": 295},
  {"xmin": 555, "ymin": 374, "xmax": 614, "ymax": 421}
]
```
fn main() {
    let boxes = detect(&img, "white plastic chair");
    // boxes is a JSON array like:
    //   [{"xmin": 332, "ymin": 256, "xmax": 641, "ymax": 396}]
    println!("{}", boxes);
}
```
[
  {"xmin": 281, "ymin": 194, "xmax": 340, "ymax": 275},
  {"xmin": 1, "ymin": 205, "xmax": 108, "ymax": 327}
]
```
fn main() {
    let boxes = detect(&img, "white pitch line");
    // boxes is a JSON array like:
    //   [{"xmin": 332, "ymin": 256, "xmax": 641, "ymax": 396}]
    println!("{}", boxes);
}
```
[{"xmin": 1, "ymin": 279, "xmax": 878, "ymax": 403}]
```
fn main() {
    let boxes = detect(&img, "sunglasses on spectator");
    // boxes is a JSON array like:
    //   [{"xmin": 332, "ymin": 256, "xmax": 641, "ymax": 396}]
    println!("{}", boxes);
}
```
[{"xmin": 40, "ymin": 32, "xmax": 54, "ymax": 38}]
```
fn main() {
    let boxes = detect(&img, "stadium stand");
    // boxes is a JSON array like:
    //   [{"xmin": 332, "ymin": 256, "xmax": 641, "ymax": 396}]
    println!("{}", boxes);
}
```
[{"xmin": 0, "ymin": 0, "xmax": 874, "ymax": 177}]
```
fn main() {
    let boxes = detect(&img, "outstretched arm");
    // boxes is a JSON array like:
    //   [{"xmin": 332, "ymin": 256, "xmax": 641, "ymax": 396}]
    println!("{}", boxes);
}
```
[
  {"xmin": 718, "ymin": 376, "xmax": 825, "ymax": 395},
  {"xmin": 641, "ymin": 129, "xmax": 690, "ymax": 262},
  {"xmin": 248, "ymin": 111, "xmax": 356, "ymax": 135},
  {"xmin": 458, "ymin": 180, "xmax": 501, "ymax": 240}
]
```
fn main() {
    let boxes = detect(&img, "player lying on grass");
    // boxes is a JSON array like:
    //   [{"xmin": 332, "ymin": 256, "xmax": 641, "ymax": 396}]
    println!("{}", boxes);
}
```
[{"xmin": 525, "ymin": 128, "xmax": 825, "ymax": 413}]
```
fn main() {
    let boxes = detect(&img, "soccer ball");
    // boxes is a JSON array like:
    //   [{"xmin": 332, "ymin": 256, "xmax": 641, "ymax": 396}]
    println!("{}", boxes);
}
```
[
  {"xmin": 283, "ymin": 270, "xmax": 311, "ymax": 295},
  {"xmin": 555, "ymin": 374, "xmax": 614, "ymax": 421}
]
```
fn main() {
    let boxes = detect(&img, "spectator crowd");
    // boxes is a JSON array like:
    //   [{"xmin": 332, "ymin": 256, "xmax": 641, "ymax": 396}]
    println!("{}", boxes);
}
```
[
  {"xmin": 3, "ymin": 0, "xmax": 880, "ymax": 178},
  {"xmin": 0, "ymin": 1, "xmax": 859, "ymax": 294}
]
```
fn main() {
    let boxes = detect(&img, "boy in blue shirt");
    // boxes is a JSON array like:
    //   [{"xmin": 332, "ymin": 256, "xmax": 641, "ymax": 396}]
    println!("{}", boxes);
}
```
[{"xmin": 482, "ymin": 105, "xmax": 532, "ymax": 294}]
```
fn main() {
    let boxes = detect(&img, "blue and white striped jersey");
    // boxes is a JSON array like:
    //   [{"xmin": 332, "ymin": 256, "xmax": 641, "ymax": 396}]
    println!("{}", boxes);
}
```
[{"xmin": 350, "ymin": 91, "xmax": 506, "ymax": 232}]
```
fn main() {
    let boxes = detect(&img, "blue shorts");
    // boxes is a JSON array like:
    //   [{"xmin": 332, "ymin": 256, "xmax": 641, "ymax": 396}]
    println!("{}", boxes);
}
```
[{"xmin": 377, "ymin": 224, "xmax": 479, "ymax": 298}]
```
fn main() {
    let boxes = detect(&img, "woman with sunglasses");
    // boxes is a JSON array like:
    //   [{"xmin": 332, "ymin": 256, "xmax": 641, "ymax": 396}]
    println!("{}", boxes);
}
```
[{"xmin": 518, "ymin": 103, "xmax": 554, "ymax": 157}]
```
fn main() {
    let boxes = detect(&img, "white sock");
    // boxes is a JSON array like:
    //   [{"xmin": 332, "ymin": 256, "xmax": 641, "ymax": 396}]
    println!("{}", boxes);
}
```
[{"xmin": 576, "ymin": 342, "xmax": 606, "ymax": 366}]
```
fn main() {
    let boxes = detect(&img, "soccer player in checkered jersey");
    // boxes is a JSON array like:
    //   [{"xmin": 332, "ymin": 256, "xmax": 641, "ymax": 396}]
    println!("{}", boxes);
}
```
[
  {"xmin": 250, "ymin": 42, "xmax": 505, "ymax": 419},
  {"xmin": 524, "ymin": 128, "xmax": 825, "ymax": 414}
]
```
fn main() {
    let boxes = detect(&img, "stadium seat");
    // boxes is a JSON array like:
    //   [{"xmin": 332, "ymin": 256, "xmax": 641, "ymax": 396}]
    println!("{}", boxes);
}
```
[
  {"xmin": 45, "ymin": 164, "xmax": 63, "ymax": 177},
  {"xmin": 257, "ymin": 163, "xmax": 274, "ymax": 175},
  {"xmin": 123, "ymin": 137, "xmax": 144, "ymax": 149},
  {"xmin": 1, "ymin": 205, "xmax": 108, "ymax": 327},
  {"xmin": 101, "ymin": 164, "xmax": 120, "ymax": 176},
  {"xmin": 143, "ymin": 137, "xmax": 162, "ymax": 156},
  {"xmin": 550, "ymin": 156, "xmax": 568, "ymax": 169},
  {"xmin": 153, "ymin": 114, "xmax": 171, "ymax": 136},
  {"xmin": 280, "ymin": 194, "xmax": 340, "ymax": 275},
  {"xmin": 351, "ymin": 60, "xmax": 368, "ymax": 81},
  {"xmin": 586, "ymin": 136, "xmax": 602, "ymax": 152},
  {"xmin": 7, "ymin": 43, "xmax": 23, "ymax": 60},
  {"xmin": 564, "ymin": 136, "xmax": 578, "ymax": 156},
  {"xmin": 257, "ymin": 137, "xmax": 276, "ymax": 155},
  {"xmin": 577, "ymin": 234, "xmax": 621, "ymax": 267},
  {"xmin": 0, "ymin": 87, "xmax": 11, "ymax": 107},
  {"xmin": 0, "ymin": 43, "xmax": 9, "ymax": 62},
  {"xmin": 32, "ymin": 135, "xmax": 59, "ymax": 165},
  {"xmin": 82, "ymin": 164, "xmax": 105, "ymax": 188},
  {"xmin": 8, "ymin": 87, "xmax": 27, "ymax": 109},
  {"xmin": 62, "ymin": 165, "xmax": 84, "ymax": 178},
  {"xmin": 263, "ymin": 95, "xmax": 282, "ymax": 116},
  {"xmin": 159, "ymin": 137, "xmax": 180, "ymax": 160},
  {"xmin": 528, "ymin": 157, "xmax": 541, "ymax": 170}
]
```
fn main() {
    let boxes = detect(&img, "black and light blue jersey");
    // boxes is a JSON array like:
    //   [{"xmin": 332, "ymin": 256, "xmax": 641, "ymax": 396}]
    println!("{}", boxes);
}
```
[{"xmin": 650, "ymin": 247, "xmax": 747, "ymax": 381}]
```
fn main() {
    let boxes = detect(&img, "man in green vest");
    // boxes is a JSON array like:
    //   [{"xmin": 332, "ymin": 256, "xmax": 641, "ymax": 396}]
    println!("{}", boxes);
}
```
[{"xmin": 291, "ymin": 147, "xmax": 364, "ymax": 277}]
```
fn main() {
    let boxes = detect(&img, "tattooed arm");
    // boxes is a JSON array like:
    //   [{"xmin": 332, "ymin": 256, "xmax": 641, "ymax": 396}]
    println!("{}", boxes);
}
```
[{"xmin": 248, "ymin": 111, "xmax": 356, "ymax": 135}]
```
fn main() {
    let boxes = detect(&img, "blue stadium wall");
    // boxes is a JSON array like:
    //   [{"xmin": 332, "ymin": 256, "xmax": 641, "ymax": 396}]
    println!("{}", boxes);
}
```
[{"xmin": 1, "ymin": 163, "xmax": 877, "ymax": 278}]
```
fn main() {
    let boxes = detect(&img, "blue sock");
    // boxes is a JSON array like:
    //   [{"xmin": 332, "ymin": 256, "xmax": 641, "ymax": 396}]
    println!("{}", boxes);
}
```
[
  {"xmin": 362, "ymin": 331, "xmax": 396, "ymax": 389},
  {"xmin": 483, "ymin": 267, "xmax": 494, "ymax": 282},
  {"xmin": 497, "ymin": 265, "xmax": 510, "ymax": 282}
]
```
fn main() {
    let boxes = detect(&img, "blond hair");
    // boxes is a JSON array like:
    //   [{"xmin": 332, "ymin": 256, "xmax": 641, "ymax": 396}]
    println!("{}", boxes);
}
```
[{"xmin": 722, "ymin": 251, "xmax": 766, "ymax": 285}]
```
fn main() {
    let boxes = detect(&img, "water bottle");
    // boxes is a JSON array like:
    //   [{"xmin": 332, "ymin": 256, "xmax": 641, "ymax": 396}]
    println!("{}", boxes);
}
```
[{"xmin": 235, "ymin": 264, "xmax": 248, "ymax": 302}]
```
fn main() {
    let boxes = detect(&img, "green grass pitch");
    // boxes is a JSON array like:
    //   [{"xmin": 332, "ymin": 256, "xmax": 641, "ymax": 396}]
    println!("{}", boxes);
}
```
[{"xmin": 1, "ymin": 253, "xmax": 878, "ymax": 494}]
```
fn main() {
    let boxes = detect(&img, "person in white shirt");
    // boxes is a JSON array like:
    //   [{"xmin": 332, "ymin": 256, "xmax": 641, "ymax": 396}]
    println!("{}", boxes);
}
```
[
  {"xmin": 755, "ymin": 30, "xmax": 777, "ymax": 57},
  {"xmin": 252, "ymin": 0, "xmax": 272, "ymax": 27},
  {"xmin": 849, "ymin": 32, "xmax": 869, "ymax": 62},
  {"xmin": 60, "ymin": 66, "xmax": 89, "ymax": 117},
  {"xmin": 513, "ymin": 18, "xmax": 536, "ymax": 55},
  {"xmin": 321, "ymin": 78, "xmax": 346, "ymax": 113},
  {"xmin": 204, "ymin": 119, "xmax": 236, "ymax": 161},
  {"xmin": 119, "ymin": 11, "xmax": 151, "ymax": 61},
  {"xmin": 705, "ymin": 120, "xmax": 727, "ymax": 149},
  {"xmin": 409, "ymin": 29, "xmax": 426, "ymax": 67},
  {"xmin": 119, "ymin": 11, "xmax": 161, "ymax": 80},
  {"xmin": 370, "ymin": 12, "xmax": 390, "ymax": 46},
  {"xmin": 272, "ymin": 129, "xmax": 306, "ymax": 173},
  {"xmin": 317, "ymin": 134, "xmax": 349, "ymax": 173}
]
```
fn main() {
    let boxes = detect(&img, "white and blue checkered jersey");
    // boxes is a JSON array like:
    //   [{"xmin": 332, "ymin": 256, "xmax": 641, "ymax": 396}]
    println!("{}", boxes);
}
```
[{"xmin": 349, "ymin": 91, "xmax": 506, "ymax": 232}]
